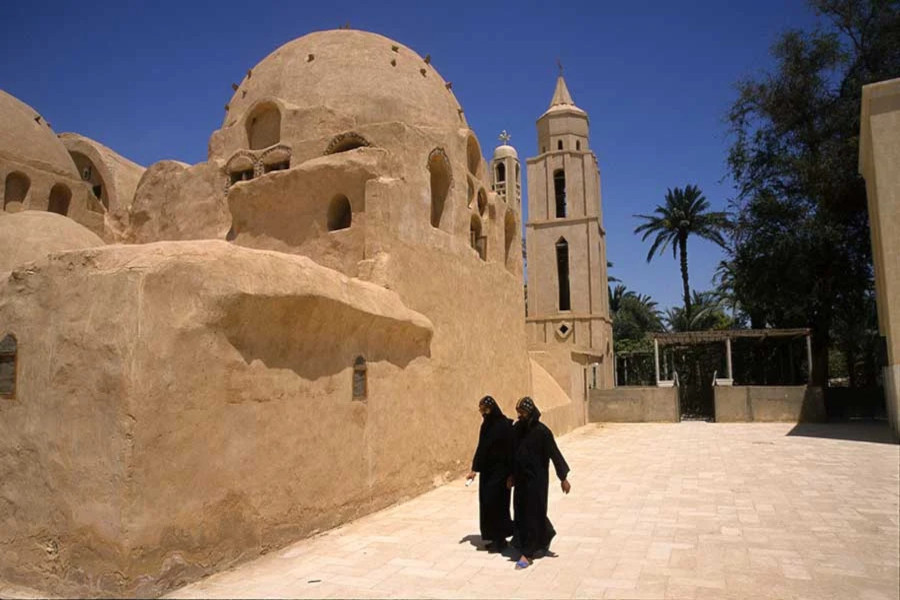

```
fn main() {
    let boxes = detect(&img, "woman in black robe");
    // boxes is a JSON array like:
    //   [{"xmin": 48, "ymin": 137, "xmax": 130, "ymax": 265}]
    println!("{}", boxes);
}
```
[
  {"xmin": 511, "ymin": 396, "xmax": 571, "ymax": 569},
  {"xmin": 467, "ymin": 395, "xmax": 514, "ymax": 551}
]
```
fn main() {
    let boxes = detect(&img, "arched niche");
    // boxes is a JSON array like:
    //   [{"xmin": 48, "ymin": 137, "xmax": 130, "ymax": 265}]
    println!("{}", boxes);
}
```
[
  {"xmin": 495, "ymin": 162, "xmax": 506, "ymax": 184},
  {"xmin": 48, "ymin": 184, "xmax": 71, "ymax": 216},
  {"xmin": 428, "ymin": 148, "xmax": 451, "ymax": 229},
  {"xmin": 4, "ymin": 172, "xmax": 30, "ymax": 212},
  {"xmin": 246, "ymin": 102, "xmax": 281, "ymax": 150},
  {"xmin": 353, "ymin": 356, "xmax": 367, "ymax": 400},
  {"xmin": 327, "ymin": 194, "xmax": 352, "ymax": 231},
  {"xmin": 477, "ymin": 188, "xmax": 487, "ymax": 217}
]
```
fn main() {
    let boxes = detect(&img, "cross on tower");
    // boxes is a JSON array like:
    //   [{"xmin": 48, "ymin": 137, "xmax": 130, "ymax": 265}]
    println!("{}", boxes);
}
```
[{"xmin": 499, "ymin": 130, "xmax": 511, "ymax": 144}]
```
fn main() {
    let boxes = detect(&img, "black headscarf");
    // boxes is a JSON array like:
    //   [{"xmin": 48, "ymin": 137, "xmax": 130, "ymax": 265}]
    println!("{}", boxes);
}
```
[
  {"xmin": 515, "ymin": 396, "xmax": 542, "ymax": 427},
  {"xmin": 479, "ymin": 395, "xmax": 505, "ymax": 420}
]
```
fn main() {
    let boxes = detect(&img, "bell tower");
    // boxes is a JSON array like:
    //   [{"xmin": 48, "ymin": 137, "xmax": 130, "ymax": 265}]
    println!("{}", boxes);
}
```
[
  {"xmin": 524, "ymin": 73, "xmax": 613, "ymax": 389},
  {"xmin": 491, "ymin": 130, "xmax": 524, "ymax": 275}
]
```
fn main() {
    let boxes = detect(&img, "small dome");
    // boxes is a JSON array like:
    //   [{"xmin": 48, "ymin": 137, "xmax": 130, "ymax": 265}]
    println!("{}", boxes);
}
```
[
  {"xmin": 223, "ymin": 30, "xmax": 466, "ymax": 138},
  {"xmin": 0, "ymin": 90, "xmax": 78, "ymax": 177},
  {"xmin": 0, "ymin": 211, "xmax": 104, "ymax": 272},
  {"xmin": 493, "ymin": 144, "xmax": 518, "ymax": 160}
]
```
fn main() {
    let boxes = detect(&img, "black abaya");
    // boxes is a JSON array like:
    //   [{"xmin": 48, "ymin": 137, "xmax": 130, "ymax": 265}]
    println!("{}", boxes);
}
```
[
  {"xmin": 471, "ymin": 410, "xmax": 514, "ymax": 544},
  {"xmin": 512, "ymin": 413, "xmax": 569, "ymax": 557}
]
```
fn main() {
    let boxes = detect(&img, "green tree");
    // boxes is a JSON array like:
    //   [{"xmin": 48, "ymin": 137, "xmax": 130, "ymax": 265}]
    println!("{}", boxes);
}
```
[
  {"xmin": 634, "ymin": 185, "xmax": 729, "ymax": 318},
  {"xmin": 663, "ymin": 291, "xmax": 731, "ymax": 333},
  {"xmin": 725, "ymin": 0, "xmax": 900, "ymax": 385},
  {"xmin": 609, "ymin": 284, "xmax": 663, "ymax": 347}
]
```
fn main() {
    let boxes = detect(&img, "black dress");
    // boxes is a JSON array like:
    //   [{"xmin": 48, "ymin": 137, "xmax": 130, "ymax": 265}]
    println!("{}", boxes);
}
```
[
  {"xmin": 512, "ymin": 414, "xmax": 569, "ymax": 557},
  {"xmin": 471, "ymin": 411, "xmax": 514, "ymax": 544}
]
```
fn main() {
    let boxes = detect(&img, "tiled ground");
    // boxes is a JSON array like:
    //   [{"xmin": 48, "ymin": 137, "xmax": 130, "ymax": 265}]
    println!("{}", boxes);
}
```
[{"xmin": 3, "ymin": 422, "xmax": 898, "ymax": 599}]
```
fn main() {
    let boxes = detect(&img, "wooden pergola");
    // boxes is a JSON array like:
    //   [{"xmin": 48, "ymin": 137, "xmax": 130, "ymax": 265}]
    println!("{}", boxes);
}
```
[{"xmin": 646, "ymin": 328, "xmax": 812, "ymax": 387}]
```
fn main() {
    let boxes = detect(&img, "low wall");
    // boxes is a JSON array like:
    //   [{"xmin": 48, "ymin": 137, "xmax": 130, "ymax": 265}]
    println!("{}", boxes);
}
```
[
  {"xmin": 714, "ymin": 386, "xmax": 826, "ymax": 422},
  {"xmin": 588, "ymin": 387, "xmax": 679, "ymax": 422}
]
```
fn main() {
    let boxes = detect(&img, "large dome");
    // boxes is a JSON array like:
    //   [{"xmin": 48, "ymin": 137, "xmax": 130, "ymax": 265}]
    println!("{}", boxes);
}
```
[
  {"xmin": 0, "ymin": 90, "xmax": 78, "ymax": 177},
  {"xmin": 0, "ymin": 211, "xmax": 104, "ymax": 272},
  {"xmin": 223, "ymin": 30, "xmax": 467, "ymax": 133}
]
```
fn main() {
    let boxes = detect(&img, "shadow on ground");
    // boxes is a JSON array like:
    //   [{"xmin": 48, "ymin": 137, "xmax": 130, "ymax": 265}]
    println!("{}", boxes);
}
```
[{"xmin": 786, "ymin": 422, "xmax": 898, "ymax": 445}]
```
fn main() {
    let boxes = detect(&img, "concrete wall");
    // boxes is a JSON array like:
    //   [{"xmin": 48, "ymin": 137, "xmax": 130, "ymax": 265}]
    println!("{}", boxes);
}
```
[
  {"xmin": 588, "ymin": 387, "xmax": 679, "ymax": 422},
  {"xmin": 714, "ymin": 386, "xmax": 826, "ymax": 422},
  {"xmin": 860, "ymin": 78, "xmax": 900, "ymax": 440}
]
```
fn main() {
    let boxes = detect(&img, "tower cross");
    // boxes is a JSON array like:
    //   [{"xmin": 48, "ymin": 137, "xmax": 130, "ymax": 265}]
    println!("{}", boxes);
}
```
[{"xmin": 499, "ymin": 130, "xmax": 511, "ymax": 144}]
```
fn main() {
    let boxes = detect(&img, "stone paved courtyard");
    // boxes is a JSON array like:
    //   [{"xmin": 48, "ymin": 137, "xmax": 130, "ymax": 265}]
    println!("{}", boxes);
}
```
[{"xmin": 2, "ymin": 422, "xmax": 898, "ymax": 599}]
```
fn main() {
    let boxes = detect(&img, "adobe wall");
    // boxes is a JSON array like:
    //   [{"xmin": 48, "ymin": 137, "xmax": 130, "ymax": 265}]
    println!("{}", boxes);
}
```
[
  {"xmin": 588, "ymin": 387, "xmax": 679, "ymax": 422},
  {"xmin": 714, "ymin": 386, "xmax": 826, "ymax": 422},
  {"xmin": 860, "ymin": 78, "xmax": 900, "ymax": 439},
  {"xmin": 0, "ymin": 236, "xmax": 532, "ymax": 598}
]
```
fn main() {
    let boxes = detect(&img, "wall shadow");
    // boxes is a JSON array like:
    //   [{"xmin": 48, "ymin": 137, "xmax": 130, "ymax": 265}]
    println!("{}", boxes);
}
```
[{"xmin": 786, "ymin": 422, "xmax": 897, "ymax": 445}]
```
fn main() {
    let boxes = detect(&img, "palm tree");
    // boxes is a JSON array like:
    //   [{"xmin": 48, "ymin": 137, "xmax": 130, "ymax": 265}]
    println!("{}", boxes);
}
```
[{"xmin": 634, "ymin": 185, "xmax": 729, "ymax": 317}]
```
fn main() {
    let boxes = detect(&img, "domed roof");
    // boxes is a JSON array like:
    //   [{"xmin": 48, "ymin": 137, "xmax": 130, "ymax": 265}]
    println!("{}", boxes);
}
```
[
  {"xmin": 224, "ymin": 30, "xmax": 467, "ymax": 133},
  {"xmin": 0, "ymin": 211, "xmax": 104, "ymax": 272},
  {"xmin": 493, "ymin": 144, "xmax": 518, "ymax": 160},
  {"xmin": 0, "ymin": 90, "xmax": 78, "ymax": 177}
]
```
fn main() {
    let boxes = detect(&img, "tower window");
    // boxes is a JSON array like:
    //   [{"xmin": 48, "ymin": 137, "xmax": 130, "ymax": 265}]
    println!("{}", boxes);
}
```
[
  {"xmin": 557, "ymin": 140, "xmax": 563, "ymax": 150},
  {"xmin": 553, "ymin": 169, "xmax": 566, "ymax": 218},
  {"xmin": 576, "ymin": 140, "xmax": 581, "ymax": 151},
  {"xmin": 353, "ymin": 356, "xmax": 367, "ymax": 400},
  {"xmin": 496, "ymin": 162, "xmax": 506, "ymax": 183},
  {"xmin": 556, "ymin": 238, "xmax": 571, "ymax": 311},
  {"xmin": 0, "ymin": 334, "xmax": 16, "ymax": 399}
]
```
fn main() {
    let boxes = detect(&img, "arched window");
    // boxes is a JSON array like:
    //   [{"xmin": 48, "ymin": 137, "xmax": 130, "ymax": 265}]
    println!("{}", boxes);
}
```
[
  {"xmin": 470, "ymin": 214, "xmax": 486, "ymax": 260},
  {"xmin": 353, "ymin": 356, "xmax": 367, "ymax": 400},
  {"xmin": 477, "ymin": 188, "xmax": 487, "ymax": 217},
  {"xmin": 495, "ymin": 162, "xmax": 506, "ymax": 183},
  {"xmin": 428, "ymin": 148, "xmax": 451, "ymax": 229},
  {"xmin": 4, "ymin": 172, "xmax": 30, "ymax": 212},
  {"xmin": 556, "ymin": 238, "xmax": 571, "ymax": 311},
  {"xmin": 0, "ymin": 334, "xmax": 16, "ymax": 399},
  {"xmin": 576, "ymin": 140, "xmax": 581, "ymax": 151},
  {"xmin": 504, "ymin": 210, "xmax": 517, "ymax": 269},
  {"xmin": 327, "ymin": 194, "xmax": 352, "ymax": 231},
  {"xmin": 48, "ymin": 184, "xmax": 71, "ymax": 216},
  {"xmin": 557, "ymin": 140, "xmax": 563, "ymax": 150},
  {"xmin": 246, "ymin": 102, "xmax": 281, "ymax": 150},
  {"xmin": 466, "ymin": 135, "xmax": 481, "ymax": 175},
  {"xmin": 554, "ymin": 169, "xmax": 566, "ymax": 218},
  {"xmin": 325, "ymin": 132, "xmax": 371, "ymax": 155}
]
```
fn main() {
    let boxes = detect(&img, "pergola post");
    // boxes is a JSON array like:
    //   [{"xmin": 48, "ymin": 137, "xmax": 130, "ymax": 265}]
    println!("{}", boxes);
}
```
[
  {"xmin": 806, "ymin": 334, "xmax": 813, "ymax": 381},
  {"xmin": 654, "ymin": 338, "xmax": 661, "ymax": 386},
  {"xmin": 725, "ymin": 337, "xmax": 733, "ymax": 380}
]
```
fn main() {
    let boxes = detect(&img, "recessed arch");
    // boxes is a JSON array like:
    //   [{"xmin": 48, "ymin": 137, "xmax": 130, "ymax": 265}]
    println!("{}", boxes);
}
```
[
  {"xmin": 554, "ymin": 169, "xmax": 566, "ymax": 218},
  {"xmin": 69, "ymin": 151, "xmax": 108, "ymax": 211},
  {"xmin": 0, "ymin": 333, "xmax": 17, "ymax": 399},
  {"xmin": 556, "ymin": 237, "xmax": 571, "ymax": 311},
  {"xmin": 504, "ymin": 209, "xmax": 517, "ymax": 269},
  {"xmin": 477, "ymin": 188, "xmax": 487, "ymax": 217},
  {"xmin": 325, "ymin": 132, "xmax": 372, "ymax": 155},
  {"xmin": 428, "ymin": 148, "xmax": 451, "ymax": 229},
  {"xmin": 495, "ymin": 162, "xmax": 506, "ymax": 184},
  {"xmin": 327, "ymin": 194, "xmax": 352, "ymax": 231},
  {"xmin": 48, "ymin": 184, "xmax": 71, "ymax": 216},
  {"xmin": 4, "ymin": 172, "xmax": 30, "ymax": 212},
  {"xmin": 246, "ymin": 102, "xmax": 281, "ymax": 150},
  {"xmin": 470, "ymin": 214, "xmax": 486, "ymax": 260},
  {"xmin": 466, "ymin": 134, "xmax": 481, "ymax": 176}
]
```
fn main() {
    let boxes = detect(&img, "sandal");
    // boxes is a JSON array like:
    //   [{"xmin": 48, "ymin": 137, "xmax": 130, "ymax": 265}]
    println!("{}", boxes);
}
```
[{"xmin": 515, "ymin": 557, "xmax": 531, "ymax": 570}]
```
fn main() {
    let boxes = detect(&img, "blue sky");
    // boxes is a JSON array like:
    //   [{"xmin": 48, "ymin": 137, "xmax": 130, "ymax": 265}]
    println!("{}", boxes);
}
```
[{"xmin": 0, "ymin": 0, "xmax": 821, "ymax": 311}]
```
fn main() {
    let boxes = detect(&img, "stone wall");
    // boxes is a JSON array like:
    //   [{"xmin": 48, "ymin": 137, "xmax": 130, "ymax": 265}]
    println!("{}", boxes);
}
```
[
  {"xmin": 588, "ymin": 387, "xmax": 679, "ymax": 422},
  {"xmin": 714, "ymin": 386, "xmax": 826, "ymax": 422}
]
